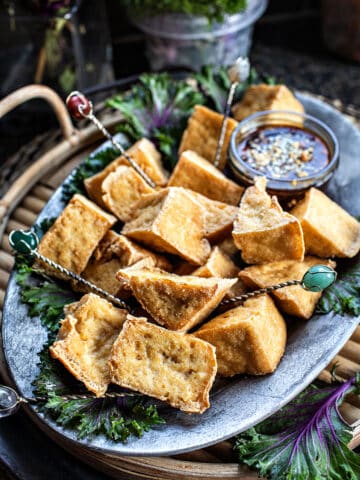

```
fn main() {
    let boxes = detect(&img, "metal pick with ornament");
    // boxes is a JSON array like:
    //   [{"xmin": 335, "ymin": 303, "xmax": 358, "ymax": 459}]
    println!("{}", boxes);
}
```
[
  {"xmin": 0, "ymin": 384, "xmax": 141, "ymax": 419},
  {"xmin": 9, "ymin": 228, "xmax": 337, "ymax": 312},
  {"xmin": 9, "ymin": 229, "xmax": 128, "ymax": 310},
  {"xmin": 214, "ymin": 57, "xmax": 251, "ymax": 168},
  {"xmin": 3, "ymin": 228, "xmax": 337, "ymax": 415},
  {"xmin": 66, "ymin": 91, "xmax": 156, "ymax": 188}
]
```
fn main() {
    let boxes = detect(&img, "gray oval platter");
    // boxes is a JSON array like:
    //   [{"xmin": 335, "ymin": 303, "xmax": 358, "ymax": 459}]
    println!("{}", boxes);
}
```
[{"xmin": 2, "ymin": 93, "xmax": 360, "ymax": 457}]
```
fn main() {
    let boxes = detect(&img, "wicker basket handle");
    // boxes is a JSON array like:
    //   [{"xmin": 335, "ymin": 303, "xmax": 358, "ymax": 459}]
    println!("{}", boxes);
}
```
[
  {"xmin": 0, "ymin": 84, "xmax": 75, "ymax": 141},
  {"xmin": 0, "ymin": 85, "xmax": 79, "ymax": 225}
]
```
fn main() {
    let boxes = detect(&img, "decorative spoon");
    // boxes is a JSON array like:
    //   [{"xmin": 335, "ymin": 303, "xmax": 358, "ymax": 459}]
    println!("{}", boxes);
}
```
[
  {"xmin": 66, "ymin": 91, "xmax": 156, "ymax": 188},
  {"xmin": 214, "ymin": 57, "xmax": 250, "ymax": 168}
]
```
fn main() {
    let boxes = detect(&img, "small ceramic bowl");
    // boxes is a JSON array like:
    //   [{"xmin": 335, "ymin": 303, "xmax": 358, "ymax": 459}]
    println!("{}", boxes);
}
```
[{"xmin": 229, "ymin": 110, "xmax": 339, "ymax": 199}]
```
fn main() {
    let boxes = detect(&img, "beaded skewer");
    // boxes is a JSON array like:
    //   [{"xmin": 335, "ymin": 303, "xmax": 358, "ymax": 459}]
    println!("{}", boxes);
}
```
[
  {"xmin": 9, "ymin": 229, "xmax": 337, "ymax": 312},
  {"xmin": 214, "ymin": 57, "xmax": 250, "ymax": 168},
  {"xmin": 66, "ymin": 91, "xmax": 156, "ymax": 188}
]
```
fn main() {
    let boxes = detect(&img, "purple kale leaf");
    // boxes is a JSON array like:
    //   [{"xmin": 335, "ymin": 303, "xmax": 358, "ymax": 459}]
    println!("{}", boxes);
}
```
[
  {"xmin": 235, "ymin": 374, "xmax": 360, "ymax": 479},
  {"xmin": 107, "ymin": 73, "xmax": 205, "ymax": 168}
]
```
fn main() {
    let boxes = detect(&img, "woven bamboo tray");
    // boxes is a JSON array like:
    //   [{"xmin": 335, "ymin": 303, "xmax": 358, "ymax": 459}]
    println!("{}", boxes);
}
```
[{"xmin": 0, "ymin": 85, "xmax": 359, "ymax": 480}]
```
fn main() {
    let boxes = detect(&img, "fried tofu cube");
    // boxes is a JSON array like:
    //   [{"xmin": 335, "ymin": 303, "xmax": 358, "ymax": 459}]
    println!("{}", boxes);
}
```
[
  {"xmin": 232, "ymin": 84, "xmax": 304, "ymax": 121},
  {"xmin": 226, "ymin": 278, "xmax": 248, "ymax": 299},
  {"xmin": 37, "ymin": 194, "xmax": 116, "ymax": 279},
  {"xmin": 122, "ymin": 187, "xmax": 211, "ymax": 265},
  {"xmin": 291, "ymin": 188, "xmax": 360, "ymax": 258},
  {"xmin": 174, "ymin": 260, "xmax": 197, "ymax": 276},
  {"xmin": 94, "ymin": 231, "xmax": 172, "ymax": 270},
  {"xmin": 193, "ymin": 295, "xmax": 286, "ymax": 377},
  {"xmin": 189, "ymin": 191, "xmax": 239, "ymax": 243},
  {"xmin": 239, "ymin": 256, "xmax": 336, "ymax": 319},
  {"xmin": 179, "ymin": 105, "xmax": 238, "ymax": 170},
  {"xmin": 232, "ymin": 177, "xmax": 305, "ymax": 264},
  {"xmin": 116, "ymin": 266, "xmax": 236, "ymax": 332},
  {"xmin": 109, "ymin": 317, "xmax": 217, "ymax": 413},
  {"xmin": 50, "ymin": 294, "xmax": 129, "ymax": 396},
  {"xmin": 192, "ymin": 247, "xmax": 239, "ymax": 278},
  {"xmin": 168, "ymin": 150, "xmax": 243, "ymax": 205},
  {"xmin": 85, "ymin": 138, "xmax": 167, "ymax": 208},
  {"xmin": 217, "ymin": 235, "xmax": 238, "ymax": 257},
  {"xmin": 81, "ymin": 231, "xmax": 172, "ymax": 297},
  {"xmin": 102, "ymin": 165, "xmax": 155, "ymax": 222},
  {"xmin": 192, "ymin": 247, "xmax": 247, "ymax": 299}
]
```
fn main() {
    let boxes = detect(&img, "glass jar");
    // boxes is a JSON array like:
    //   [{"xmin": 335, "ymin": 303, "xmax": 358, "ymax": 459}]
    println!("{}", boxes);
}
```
[
  {"xmin": 228, "ymin": 110, "xmax": 339, "ymax": 200},
  {"xmin": 127, "ymin": 0, "xmax": 268, "ymax": 71}
]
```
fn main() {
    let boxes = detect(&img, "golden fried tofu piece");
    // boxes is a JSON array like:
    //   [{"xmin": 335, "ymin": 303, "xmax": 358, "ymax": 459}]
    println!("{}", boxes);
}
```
[
  {"xmin": 81, "ymin": 231, "xmax": 171, "ymax": 297},
  {"xmin": 189, "ymin": 191, "xmax": 239, "ymax": 243},
  {"xmin": 109, "ymin": 317, "xmax": 217, "ymax": 413},
  {"xmin": 116, "ymin": 266, "xmax": 236, "ymax": 332},
  {"xmin": 217, "ymin": 236, "xmax": 238, "ymax": 257},
  {"xmin": 94, "ymin": 231, "xmax": 171, "ymax": 270},
  {"xmin": 192, "ymin": 247, "xmax": 239, "ymax": 278},
  {"xmin": 168, "ymin": 151, "xmax": 243, "ymax": 205},
  {"xmin": 122, "ymin": 187, "xmax": 211, "ymax": 265},
  {"xmin": 232, "ymin": 177, "xmax": 305, "ymax": 264},
  {"xmin": 194, "ymin": 295, "xmax": 286, "ymax": 377},
  {"xmin": 239, "ymin": 256, "xmax": 336, "ymax": 319},
  {"xmin": 179, "ymin": 105, "xmax": 238, "ymax": 170},
  {"xmin": 50, "ymin": 294, "xmax": 129, "ymax": 396},
  {"xmin": 232, "ymin": 84, "xmax": 304, "ymax": 121},
  {"xmin": 192, "ymin": 247, "xmax": 246, "ymax": 299},
  {"xmin": 291, "ymin": 188, "xmax": 360, "ymax": 258},
  {"xmin": 37, "ymin": 194, "xmax": 116, "ymax": 279},
  {"xmin": 102, "ymin": 165, "xmax": 155, "ymax": 222},
  {"xmin": 226, "ymin": 278, "xmax": 248, "ymax": 299},
  {"xmin": 85, "ymin": 138, "xmax": 167, "ymax": 208},
  {"xmin": 174, "ymin": 260, "xmax": 197, "ymax": 276}
]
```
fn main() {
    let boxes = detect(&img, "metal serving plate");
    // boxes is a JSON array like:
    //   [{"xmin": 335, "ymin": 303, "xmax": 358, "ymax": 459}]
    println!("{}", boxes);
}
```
[{"xmin": 2, "ymin": 93, "xmax": 360, "ymax": 456}]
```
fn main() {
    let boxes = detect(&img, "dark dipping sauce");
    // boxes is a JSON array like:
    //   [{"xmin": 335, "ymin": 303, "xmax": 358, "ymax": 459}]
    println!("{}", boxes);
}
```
[{"xmin": 237, "ymin": 126, "xmax": 330, "ymax": 182}]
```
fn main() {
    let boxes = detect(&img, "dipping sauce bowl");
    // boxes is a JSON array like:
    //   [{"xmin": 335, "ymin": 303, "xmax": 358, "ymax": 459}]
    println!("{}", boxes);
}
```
[{"xmin": 229, "ymin": 110, "xmax": 339, "ymax": 199}]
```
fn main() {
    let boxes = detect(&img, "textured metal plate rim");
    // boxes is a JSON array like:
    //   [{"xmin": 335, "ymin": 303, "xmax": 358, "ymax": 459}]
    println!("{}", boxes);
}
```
[{"xmin": 2, "ymin": 92, "xmax": 360, "ymax": 456}]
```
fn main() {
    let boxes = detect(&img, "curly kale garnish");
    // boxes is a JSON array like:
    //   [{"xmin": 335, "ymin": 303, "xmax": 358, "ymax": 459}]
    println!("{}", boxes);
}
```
[
  {"xmin": 62, "ymin": 147, "xmax": 120, "ymax": 202},
  {"xmin": 33, "ymin": 348, "xmax": 77, "ymax": 397},
  {"xmin": 195, "ymin": 65, "xmax": 276, "ymax": 112},
  {"xmin": 235, "ymin": 375, "xmax": 360, "ymax": 480},
  {"xmin": 316, "ymin": 260, "xmax": 360, "ymax": 316},
  {"xmin": 107, "ymin": 73, "xmax": 205, "ymax": 168},
  {"xmin": 43, "ymin": 395, "xmax": 165, "ymax": 442},
  {"xmin": 19, "ymin": 279, "xmax": 77, "ymax": 335}
]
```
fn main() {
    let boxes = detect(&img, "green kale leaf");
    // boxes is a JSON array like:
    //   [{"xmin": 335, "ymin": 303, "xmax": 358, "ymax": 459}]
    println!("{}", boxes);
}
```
[
  {"xmin": 317, "ymin": 260, "xmax": 360, "ymax": 316},
  {"xmin": 196, "ymin": 65, "xmax": 276, "ymax": 112},
  {"xmin": 43, "ymin": 395, "xmax": 165, "ymax": 442},
  {"xmin": 33, "ymin": 349, "xmax": 165, "ymax": 442},
  {"xmin": 19, "ymin": 279, "xmax": 77, "ymax": 334}
]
